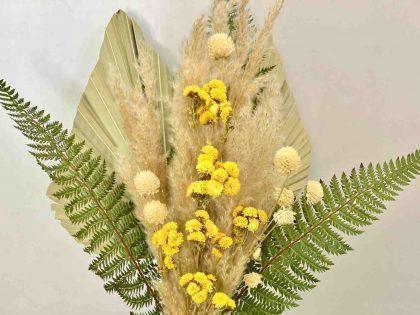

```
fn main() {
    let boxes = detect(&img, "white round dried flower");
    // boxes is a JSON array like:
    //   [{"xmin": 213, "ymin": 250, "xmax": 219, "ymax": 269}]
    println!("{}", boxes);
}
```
[
  {"xmin": 273, "ymin": 209, "xmax": 296, "ymax": 226},
  {"xmin": 274, "ymin": 146, "xmax": 302, "ymax": 174},
  {"xmin": 134, "ymin": 170, "xmax": 160, "ymax": 196},
  {"xmin": 274, "ymin": 187, "xmax": 295, "ymax": 207},
  {"xmin": 306, "ymin": 180, "xmax": 324, "ymax": 204},
  {"xmin": 208, "ymin": 33, "xmax": 235, "ymax": 60},
  {"xmin": 252, "ymin": 247, "xmax": 261, "ymax": 261},
  {"xmin": 244, "ymin": 272, "xmax": 262, "ymax": 289},
  {"xmin": 141, "ymin": 200, "xmax": 168, "ymax": 226}
]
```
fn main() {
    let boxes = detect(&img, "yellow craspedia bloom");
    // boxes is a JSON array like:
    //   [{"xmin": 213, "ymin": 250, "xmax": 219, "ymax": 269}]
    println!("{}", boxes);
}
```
[
  {"xmin": 274, "ymin": 146, "xmax": 302, "ymax": 174},
  {"xmin": 186, "ymin": 282, "xmax": 201, "ymax": 296},
  {"xmin": 223, "ymin": 161, "xmax": 240, "ymax": 178},
  {"xmin": 183, "ymin": 85, "xmax": 201, "ymax": 96},
  {"xmin": 306, "ymin": 180, "xmax": 324, "ymax": 204},
  {"xmin": 193, "ymin": 272, "xmax": 209, "ymax": 285},
  {"xmin": 187, "ymin": 231, "xmax": 206, "ymax": 243},
  {"xmin": 152, "ymin": 229, "xmax": 167, "ymax": 247},
  {"xmin": 179, "ymin": 272, "xmax": 216, "ymax": 304},
  {"xmin": 161, "ymin": 244, "xmax": 179, "ymax": 256},
  {"xmin": 164, "ymin": 256, "xmax": 175, "ymax": 269},
  {"xmin": 201, "ymin": 145, "xmax": 219, "ymax": 160},
  {"xmin": 199, "ymin": 110, "xmax": 217, "ymax": 125},
  {"xmin": 195, "ymin": 210, "xmax": 210, "ymax": 220},
  {"xmin": 192, "ymin": 290, "xmax": 208, "ymax": 304},
  {"xmin": 205, "ymin": 220, "xmax": 219, "ymax": 238},
  {"xmin": 162, "ymin": 221, "xmax": 178, "ymax": 231},
  {"xmin": 232, "ymin": 205, "xmax": 244, "ymax": 217},
  {"xmin": 153, "ymin": 222, "xmax": 183, "ymax": 270},
  {"xmin": 233, "ymin": 216, "xmax": 248, "ymax": 228},
  {"xmin": 187, "ymin": 181, "xmax": 207, "ymax": 196},
  {"xmin": 185, "ymin": 219, "xmax": 203, "ymax": 232},
  {"xmin": 179, "ymin": 273, "xmax": 194, "ymax": 286},
  {"xmin": 212, "ymin": 292, "xmax": 236, "ymax": 310},
  {"xmin": 197, "ymin": 153, "xmax": 215, "ymax": 164},
  {"xmin": 257, "ymin": 209, "xmax": 268, "ymax": 224},
  {"xmin": 212, "ymin": 248, "xmax": 223, "ymax": 258},
  {"xmin": 223, "ymin": 177, "xmax": 241, "ymax": 195},
  {"xmin": 247, "ymin": 218, "xmax": 260, "ymax": 232},
  {"xmin": 204, "ymin": 79, "xmax": 227, "ymax": 91},
  {"xmin": 211, "ymin": 168, "xmax": 229, "ymax": 183},
  {"xmin": 243, "ymin": 207, "xmax": 258, "ymax": 218},
  {"xmin": 197, "ymin": 159, "xmax": 215, "ymax": 175},
  {"xmin": 206, "ymin": 179, "xmax": 224, "ymax": 197},
  {"xmin": 208, "ymin": 33, "xmax": 235, "ymax": 60},
  {"xmin": 218, "ymin": 235, "xmax": 233, "ymax": 249},
  {"xmin": 209, "ymin": 87, "xmax": 227, "ymax": 103},
  {"xmin": 220, "ymin": 102, "xmax": 232, "ymax": 123},
  {"xmin": 167, "ymin": 230, "xmax": 184, "ymax": 248}
]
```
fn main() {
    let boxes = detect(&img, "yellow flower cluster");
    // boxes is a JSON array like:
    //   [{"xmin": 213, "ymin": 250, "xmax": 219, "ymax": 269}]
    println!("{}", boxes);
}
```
[
  {"xmin": 187, "ymin": 145, "xmax": 240, "ymax": 198},
  {"xmin": 185, "ymin": 210, "xmax": 233, "ymax": 258},
  {"xmin": 232, "ymin": 205, "xmax": 268, "ymax": 243},
  {"xmin": 152, "ymin": 222, "xmax": 184, "ymax": 270},
  {"xmin": 183, "ymin": 79, "xmax": 232, "ymax": 125},
  {"xmin": 211, "ymin": 292, "xmax": 236, "ymax": 310},
  {"xmin": 179, "ymin": 272, "xmax": 216, "ymax": 304}
]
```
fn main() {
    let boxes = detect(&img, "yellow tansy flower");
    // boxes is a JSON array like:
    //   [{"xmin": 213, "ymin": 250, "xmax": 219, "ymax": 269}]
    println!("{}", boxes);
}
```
[
  {"xmin": 248, "ymin": 218, "xmax": 260, "ymax": 232},
  {"xmin": 212, "ymin": 292, "xmax": 236, "ymax": 310},
  {"xmin": 223, "ymin": 177, "xmax": 241, "ymax": 195},
  {"xmin": 187, "ymin": 231, "xmax": 206, "ymax": 243},
  {"xmin": 223, "ymin": 161, "xmax": 240, "ymax": 178},
  {"xmin": 233, "ymin": 216, "xmax": 248, "ymax": 228},
  {"xmin": 206, "ymin": 179, "xmax": 224, "ymax": 197},
  {"xmin": 195, "ymin": 210, "xmax": 210, "ymax": 220},
  {"xmin": 185, "ymin": 219, "xmax": 203, "ymax": 232},
  {"xmin": 211, "ymin": 168, "xmax": 229, "ymax": 183}
]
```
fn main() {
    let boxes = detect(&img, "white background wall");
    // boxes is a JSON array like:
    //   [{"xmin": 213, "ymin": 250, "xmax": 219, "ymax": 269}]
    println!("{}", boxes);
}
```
[{"xmin": 0, "ymin": 1, "xmax": 419, "ymax": 314}]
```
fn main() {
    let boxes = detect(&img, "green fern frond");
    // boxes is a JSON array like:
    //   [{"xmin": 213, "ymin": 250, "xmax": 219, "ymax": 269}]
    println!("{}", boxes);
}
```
[
  {"xmin": 234, "ymin": 151, "xmax": 420, "ymax": 314},
  {"xmin": 0, "ymin": 79, "xmax": 162, "ymax": 314}
]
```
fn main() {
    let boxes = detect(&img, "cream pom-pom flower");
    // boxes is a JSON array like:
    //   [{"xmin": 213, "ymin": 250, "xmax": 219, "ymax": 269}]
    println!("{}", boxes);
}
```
[
  {"xmin": 208, "ymin": 33, "xmax": 235, "ymax": 60},
  {"xmin": 273, "ymin": 209, "xmax": 296, "ymax": 226},
  {"xmin": 274, "ymin": 187, "xmax": 295, "ymax": 206},
  {"xmin": 140, "ymin": 200, "xmax": 168, "ymax": 226},
  {"xmin": 252, "ymin": 247, "xmax": 261, "ymax": 261},
  {"xmin": 243, "ymin": 272, "xmax": 262, "ymax": 289},
  {"xmin": 134, "ymin": 170, "xmax": 160, "ymax": 196},
  {"xmin": 306, "ymin": 180, "xmax": 324, "ymax": 204},
  {"xmin": 273, "ymin": 146, "xmax": 301, "ymax": 174}
]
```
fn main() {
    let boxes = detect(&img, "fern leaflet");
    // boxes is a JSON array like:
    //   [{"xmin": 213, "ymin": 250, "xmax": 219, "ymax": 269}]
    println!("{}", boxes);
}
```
[
  {"xmin": 0, "ymin": 79, "xmax": 162, "ymax": 314},
  {"xmin": 234, "ymin": 151, "xmax": 420, "ymax": 314}
]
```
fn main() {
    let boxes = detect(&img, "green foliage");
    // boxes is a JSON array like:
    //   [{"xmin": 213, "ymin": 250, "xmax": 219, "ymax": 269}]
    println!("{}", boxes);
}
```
[
  {"xmin": 234, "ymin": 151, "xmax": 420, "ymax": 314},
  {"xmin": 0, "ymin": 80, "xmax": 162, "ymax": 314}
]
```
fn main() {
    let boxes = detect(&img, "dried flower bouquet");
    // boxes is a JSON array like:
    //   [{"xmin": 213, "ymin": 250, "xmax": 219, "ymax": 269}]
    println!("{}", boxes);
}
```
[{"xmin": 1, "ymin": 1, "xmax": 419, "ymax": 314}]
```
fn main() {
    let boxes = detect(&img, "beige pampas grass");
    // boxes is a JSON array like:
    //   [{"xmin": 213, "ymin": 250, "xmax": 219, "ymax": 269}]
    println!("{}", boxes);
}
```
[{"xmin": 109, "ymin": 1, "xmax": 303, "ymax": 314}]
